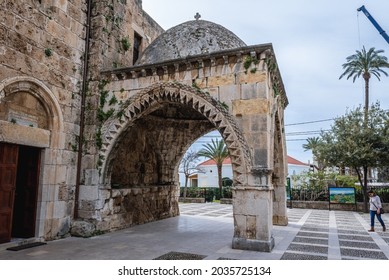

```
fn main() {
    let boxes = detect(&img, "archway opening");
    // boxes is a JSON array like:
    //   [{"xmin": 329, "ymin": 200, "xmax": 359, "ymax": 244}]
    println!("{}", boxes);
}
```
[
  {"xmin": 106, "ymin": 101, "xmax": 216, "ymax": 225},
  {"xmin": 178, "ymin": 130, "xmax": 233, "ymax": 202}
]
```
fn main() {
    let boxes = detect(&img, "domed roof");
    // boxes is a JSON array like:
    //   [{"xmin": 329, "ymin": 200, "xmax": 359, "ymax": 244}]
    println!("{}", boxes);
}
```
[{"xmin": 136, "ymin": 19, "xmax": 246, "ymax": 65}]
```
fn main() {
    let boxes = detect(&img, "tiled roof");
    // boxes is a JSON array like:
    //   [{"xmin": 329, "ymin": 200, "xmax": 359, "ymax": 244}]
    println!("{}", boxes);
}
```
[{"xmin": 287, "ymin": 155, "xmax": 308, "ymax": 166}]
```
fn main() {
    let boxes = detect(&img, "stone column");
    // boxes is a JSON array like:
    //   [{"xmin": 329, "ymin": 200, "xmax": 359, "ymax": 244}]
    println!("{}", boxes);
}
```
[
  {"xmin": 272, "ymin": 182, "xmax": 288, "ymax": 226},
  {"xmin": 232, "ymin": 168, "xmax": 275, "ymax": 252}
]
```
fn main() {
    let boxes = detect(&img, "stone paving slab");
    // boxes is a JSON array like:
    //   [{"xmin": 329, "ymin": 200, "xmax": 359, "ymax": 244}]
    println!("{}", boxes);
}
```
[{"xmin": 0, "ymin": 203, "xmax": 388, "ymax": 260}]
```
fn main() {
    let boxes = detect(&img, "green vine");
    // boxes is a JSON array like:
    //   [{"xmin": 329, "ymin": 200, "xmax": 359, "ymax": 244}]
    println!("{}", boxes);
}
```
[
  {"xmin": 99, "ymin": 90, "xmax": 109, "ymax": 107},
  {"xmin": 243, "ymin": 55, "xmax": 259, "ymax": 74},
  {"xmin": 220, "ymin": 101, "xmax": 229, "ymax": 111},
  {"xmin": 97, "ymin": 108, "xmax": 115, "ymax": 122},
  {"xmin": 192, "ymin": 81, "xmax": 201, "ymax": 92},
  {"xmin": 109, "ymin": 95, "xmax": 118, "ymax": 106},
  {"xmin": 121, "ymin": 37, "xmax": 131, "ymax": 52},
  {"xmin": 273, "ymin": 84, "xmax": 280, "ymax": 97},
  {"xmin": 95, "ymin": 79, "xmax": 113, "ymax": 171},
  {"xmin": 264, "ymin": 57, "xmax": 277, "ymax": 72},
  {"xmin": 44, "ymin": 48, "xmax": 53, "ymax": 57},
  {"xmin": 116, "ymin": 109, "xmax": 125, "ymax": 119},
  {"xmin": 96, "ymin": 128, "xmax": 103, "ymax": 150}
]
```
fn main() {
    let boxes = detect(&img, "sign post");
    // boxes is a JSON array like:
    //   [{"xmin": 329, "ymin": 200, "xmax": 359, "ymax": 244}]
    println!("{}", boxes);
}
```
[{"xmin": 286, "ymin": 177, "xmax": 292, "ymax": 208}]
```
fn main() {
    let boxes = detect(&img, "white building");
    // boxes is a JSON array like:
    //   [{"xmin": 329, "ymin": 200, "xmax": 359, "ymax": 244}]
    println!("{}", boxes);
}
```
[
  {"xmin": 287, "ymin": 156, "xmax": 311, "ymax": 188},
  {"xmin": 180, "ymin": 156, "xmax": 309, "ymax": 188}
]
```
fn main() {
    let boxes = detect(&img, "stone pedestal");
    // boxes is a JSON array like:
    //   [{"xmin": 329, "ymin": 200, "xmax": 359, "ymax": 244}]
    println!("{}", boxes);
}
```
[{"xmin": 232, "ymin": 186, "xmax": 274, "ymax": 252}]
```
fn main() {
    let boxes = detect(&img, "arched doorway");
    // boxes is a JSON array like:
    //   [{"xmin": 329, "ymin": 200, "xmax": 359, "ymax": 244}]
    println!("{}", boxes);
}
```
[{"xmin": 0, "ymin": 77, "xmax": 64, "ymax": 243}]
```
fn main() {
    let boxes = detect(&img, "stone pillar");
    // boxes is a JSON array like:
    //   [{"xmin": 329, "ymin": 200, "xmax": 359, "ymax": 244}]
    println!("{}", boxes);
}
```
[
  {"xmin": 232, "ymin": 186, "xmax": 274, "ymax": 252},
  {"xmin": 272, "ymin": 182, "xmax": 288, "ymax": 226}
]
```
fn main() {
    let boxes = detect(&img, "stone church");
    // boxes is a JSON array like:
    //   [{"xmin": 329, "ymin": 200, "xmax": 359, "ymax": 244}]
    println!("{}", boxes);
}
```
[{"xmin": 0, "ymin": 0, "xmax": 288, "ymax": 252}]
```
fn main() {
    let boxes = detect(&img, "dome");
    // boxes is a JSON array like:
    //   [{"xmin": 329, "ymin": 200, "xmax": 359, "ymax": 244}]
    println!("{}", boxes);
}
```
[{"xmin": 136, "ymin": 19, "xmax": 247, "ymax": 65}]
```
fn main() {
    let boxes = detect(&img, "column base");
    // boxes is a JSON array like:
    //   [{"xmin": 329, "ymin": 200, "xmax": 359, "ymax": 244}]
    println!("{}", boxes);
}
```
[
  {"xmin": 232, "ymin": 236, "xmax": 275, "ymax": 252},
  {"xmin": 273, "ymin": 215, "xmax": 288, "ymax": 226}
]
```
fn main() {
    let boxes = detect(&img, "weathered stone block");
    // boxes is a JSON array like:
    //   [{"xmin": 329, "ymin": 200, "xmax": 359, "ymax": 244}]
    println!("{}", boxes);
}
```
[
  {"xmin": 232, "ymin": 99, "xmax": 269, "ymax": 116},
  {"xmin": 79, "ymin": 185, "xmax": 99, "ymax": 201},
  {"xmin": 84, "ymin": 169, "xmax": 99, "ymax": 185},
  {"xmin": 71, "ymin": 220, "xmax": 96, "ymax": 237}
]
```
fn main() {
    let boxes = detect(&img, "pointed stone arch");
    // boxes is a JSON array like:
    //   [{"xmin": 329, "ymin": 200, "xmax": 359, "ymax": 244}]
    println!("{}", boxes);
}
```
[{"xmin": 99, "ymin": 81, "xmax": 252, "ymax": 185}]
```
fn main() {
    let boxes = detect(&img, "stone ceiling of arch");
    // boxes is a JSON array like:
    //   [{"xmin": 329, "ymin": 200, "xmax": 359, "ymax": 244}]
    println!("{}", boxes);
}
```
[
  {"xmin": 149, "ymin": 102, "xmax": 209, "ymax": 121},
  {"xmin": 109, "ymin": 113, "xmax": 215, "ymax": 187}
]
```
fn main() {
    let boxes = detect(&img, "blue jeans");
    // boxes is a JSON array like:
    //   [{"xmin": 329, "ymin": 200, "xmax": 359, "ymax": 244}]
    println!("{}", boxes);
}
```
[{"xmin": 370, "ymin": 210, "xmax": 385, "ymax": 227}]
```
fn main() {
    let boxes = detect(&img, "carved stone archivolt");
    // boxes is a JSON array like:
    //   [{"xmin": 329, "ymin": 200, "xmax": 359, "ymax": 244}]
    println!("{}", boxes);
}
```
[{"xmin": 100, "ymin": 81, "xmax": 252, "ymax": 185}]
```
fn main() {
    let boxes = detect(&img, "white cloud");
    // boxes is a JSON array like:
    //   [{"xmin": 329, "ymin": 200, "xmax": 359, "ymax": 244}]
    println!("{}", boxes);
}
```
[{"xmin": 142, "ymin": 0, "xmax": 389, "ymax": 163}]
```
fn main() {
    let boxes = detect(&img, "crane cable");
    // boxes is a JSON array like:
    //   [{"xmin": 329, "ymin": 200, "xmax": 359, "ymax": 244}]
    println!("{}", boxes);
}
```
[{"xmin": 357, "ymin": 10, "xmax": 362, "ymax": 49}]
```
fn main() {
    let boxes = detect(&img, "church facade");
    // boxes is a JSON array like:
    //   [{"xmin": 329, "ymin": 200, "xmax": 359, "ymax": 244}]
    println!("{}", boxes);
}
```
[{"xmin": 0, "ymin": 0, "xmax": 288, "ymax": 252}]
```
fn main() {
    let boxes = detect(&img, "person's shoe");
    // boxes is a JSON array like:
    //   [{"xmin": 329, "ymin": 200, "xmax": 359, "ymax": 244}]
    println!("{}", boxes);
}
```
[
  {"xmin": 368, "ymin": 228, "xmax": 375, "ymax": 232},
  {"xmin": 383, "ymin": 226, "xmax": 386, "ymax": 232}
]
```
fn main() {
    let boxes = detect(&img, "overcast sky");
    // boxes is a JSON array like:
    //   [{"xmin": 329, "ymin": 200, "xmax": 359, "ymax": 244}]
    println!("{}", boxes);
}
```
[{"xmin": 142, "ymin": 0, "xmax": 389, "ymax": 164}]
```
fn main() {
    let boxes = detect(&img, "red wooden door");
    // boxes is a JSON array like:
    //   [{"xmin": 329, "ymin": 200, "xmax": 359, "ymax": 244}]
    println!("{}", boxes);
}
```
[{"xmin": 0, "ymin": 143, "xmax": 19, "ymax": 244}]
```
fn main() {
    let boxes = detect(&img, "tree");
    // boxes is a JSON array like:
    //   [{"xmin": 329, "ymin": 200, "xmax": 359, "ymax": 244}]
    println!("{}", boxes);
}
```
[
  {"xmin": 339, "ymin": 46, "xmax": 389, "ymax": 121},
  {"xmin": 315, "ymin": 103, "xmax": 389, "ymax": 212},
  {"xmin": 179, "ymin": 150, "xmax": 204, "ymax": 198},
  {"xmin": 197, "ymin": 139, "xmax": 229, "ymax": 198},
  {"xmin": 302, "ymin": 137, "xmax": 322, "ymax": 169}
]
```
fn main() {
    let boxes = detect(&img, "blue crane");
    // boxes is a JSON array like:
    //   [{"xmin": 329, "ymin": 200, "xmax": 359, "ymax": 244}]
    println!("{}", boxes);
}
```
[{"xmin": 357, "ymin": 5, "xmax": 389, "ymax": 44}]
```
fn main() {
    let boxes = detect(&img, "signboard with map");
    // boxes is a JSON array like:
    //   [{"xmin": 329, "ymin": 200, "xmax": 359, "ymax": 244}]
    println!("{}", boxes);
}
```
[{"xmin": 329, "ymin": 187, "xmax": 356, "ymax": 210}]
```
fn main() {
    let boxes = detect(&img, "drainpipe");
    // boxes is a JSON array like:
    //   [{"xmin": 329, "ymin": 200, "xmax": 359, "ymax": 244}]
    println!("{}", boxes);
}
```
[{"xmin": 74, "ymin": 0, "xmax": 92, "ymax": 219}]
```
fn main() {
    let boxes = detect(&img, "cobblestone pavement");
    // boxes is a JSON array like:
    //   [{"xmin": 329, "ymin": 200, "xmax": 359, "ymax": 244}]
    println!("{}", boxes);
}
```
[{"xmin": 0, "ymin": 203, "xmax": 388, "ymax": 260}]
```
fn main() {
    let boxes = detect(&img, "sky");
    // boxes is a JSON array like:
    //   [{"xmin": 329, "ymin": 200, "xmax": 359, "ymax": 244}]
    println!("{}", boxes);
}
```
[{"xmin": 142, "ymin": 0, "xmax": 389, "ymax": 164}]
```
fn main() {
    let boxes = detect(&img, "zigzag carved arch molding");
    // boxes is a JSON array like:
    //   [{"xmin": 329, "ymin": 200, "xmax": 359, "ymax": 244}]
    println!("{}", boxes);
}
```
[{"xmin": 99, "ymin": 82, "xmax": 252, "ymax": 185}]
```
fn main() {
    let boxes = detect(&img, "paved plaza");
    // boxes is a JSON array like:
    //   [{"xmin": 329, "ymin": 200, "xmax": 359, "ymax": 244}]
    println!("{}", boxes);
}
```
[{"xmin": 0, "ymin": 203, "xmax": 389, "ymax": 260}]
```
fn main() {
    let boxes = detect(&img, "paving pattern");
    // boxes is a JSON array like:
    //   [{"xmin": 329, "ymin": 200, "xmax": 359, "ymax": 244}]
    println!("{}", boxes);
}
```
[
  {"xmin": 179, "ymin": 202, "xmax": 234, "ymax": 218},
  {"xmin": 180, "ymin": 203, "xmax": 389, "ymax": 260},
  {"xmin": 0, "ymin": 203, "xmax": 388, "ymax": 260}
]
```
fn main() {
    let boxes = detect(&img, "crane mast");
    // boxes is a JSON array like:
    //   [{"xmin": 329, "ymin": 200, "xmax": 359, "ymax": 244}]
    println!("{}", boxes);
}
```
[{"xmin": 357, "ymin": 5, "xmax": 389, "ymax": 44}]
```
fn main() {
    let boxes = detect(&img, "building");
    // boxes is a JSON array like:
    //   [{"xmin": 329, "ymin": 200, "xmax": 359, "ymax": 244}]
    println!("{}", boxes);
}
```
[
  {"xmin": 182, "ymin": 156, "xmax": 308, "ymax": 188},
  {"xmin": 1, "ymin": 0, "xmax": 288, "ymax": 252}
]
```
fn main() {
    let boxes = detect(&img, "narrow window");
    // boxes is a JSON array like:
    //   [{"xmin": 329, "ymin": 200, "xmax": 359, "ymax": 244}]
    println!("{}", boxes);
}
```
[{"xmin": 133, "ymin": 32, "xmax": 142, "ymax": 65}]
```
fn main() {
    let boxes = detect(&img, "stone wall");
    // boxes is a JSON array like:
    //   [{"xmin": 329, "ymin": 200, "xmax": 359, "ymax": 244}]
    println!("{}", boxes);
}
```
[
  {"xmin": 82, "ymin": 0, "xmax": 164, "ymax": 174},
  {"xmin": 290, "ymin": 201, "xmax": 389, "ymax": 212},
  {"xmin": 1, "ymin": 0, "xmax": 86, "ymax": 240},
  {"xmin": 76, "ymin": 185, "xmax": 179, "ymax": 235},
  {"xmin": 1, "ymin": 0, "xmax": 165, "ymax": 241}
]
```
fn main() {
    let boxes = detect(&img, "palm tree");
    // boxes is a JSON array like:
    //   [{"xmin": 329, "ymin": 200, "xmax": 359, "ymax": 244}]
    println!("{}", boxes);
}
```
[
  {"xmin": 197, "ymin": 139, "xmax": 229, "ymax": 198},
  {"xmin": 339, "ymin": 46, "xmax": 388, "ymax": 204},
  {"xmin": 302, "ymin": 136, "xmax": 320, "ymax": 154},
  {"xmin": 339, "ymin": 46, "xmax": 389, "ymax": 121},
  {"xmin": 302, "ymin": 136, "xmax": 322, "ymax": 169}
]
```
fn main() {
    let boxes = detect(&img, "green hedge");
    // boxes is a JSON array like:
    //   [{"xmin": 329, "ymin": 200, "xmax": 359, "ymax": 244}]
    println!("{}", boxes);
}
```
[{"xmin": 180, "ymin": 186, "xmax": 233, "ymax": 202}]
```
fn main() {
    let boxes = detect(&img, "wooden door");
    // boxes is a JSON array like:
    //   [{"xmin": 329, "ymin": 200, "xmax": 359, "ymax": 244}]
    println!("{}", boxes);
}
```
[
  {"xmin": 12, "ymin": 146, "xmax": 41, "ymax": 238},
  {"xmin": 0, "ymin": 143, "xmax": 19, "ymax": 244}
]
